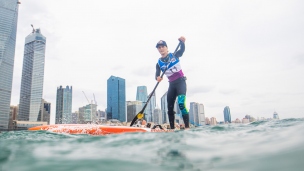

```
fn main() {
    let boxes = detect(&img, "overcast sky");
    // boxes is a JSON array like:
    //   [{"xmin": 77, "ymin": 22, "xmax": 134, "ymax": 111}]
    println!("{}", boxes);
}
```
[{"xmin": 11, "ymin": 0, "xmax": 304, "ymax": 124}]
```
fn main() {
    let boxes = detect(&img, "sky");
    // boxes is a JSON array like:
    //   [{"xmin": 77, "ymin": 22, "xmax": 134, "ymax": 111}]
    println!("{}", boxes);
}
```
[{"xmin": 10, "ymin": 0, "xmax": 304, "ymax": 124}]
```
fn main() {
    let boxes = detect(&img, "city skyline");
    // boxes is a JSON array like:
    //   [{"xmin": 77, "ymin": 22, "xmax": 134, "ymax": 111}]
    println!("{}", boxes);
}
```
[{"xmin": 6, "ymin": 0, "xmax": 304, "ymax": 125}]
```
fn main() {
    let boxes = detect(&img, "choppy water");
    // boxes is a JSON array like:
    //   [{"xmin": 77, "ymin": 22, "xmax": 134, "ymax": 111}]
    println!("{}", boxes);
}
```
[{"xmin": 1, "ymin": 118, "xmax": 304, "ymax": 171}]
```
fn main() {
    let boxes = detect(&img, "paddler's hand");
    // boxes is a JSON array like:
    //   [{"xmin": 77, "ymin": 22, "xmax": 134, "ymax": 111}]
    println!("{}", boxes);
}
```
[
  {"xmin": 178, "ymin": 36, "xmax": 186, "ymax": 42},
  {"xmin": 157, "ymin": 76, "xmax": 163, "ymax": 82}
]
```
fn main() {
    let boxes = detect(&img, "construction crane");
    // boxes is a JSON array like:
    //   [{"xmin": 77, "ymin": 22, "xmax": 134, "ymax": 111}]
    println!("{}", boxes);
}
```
[
  {"xmin": 31, "ymin": 24, "xmax": 35, "ymax": 33},
  {"xmin": 82, "ymin": 91, "xmax": 90, "ymax": 104}
]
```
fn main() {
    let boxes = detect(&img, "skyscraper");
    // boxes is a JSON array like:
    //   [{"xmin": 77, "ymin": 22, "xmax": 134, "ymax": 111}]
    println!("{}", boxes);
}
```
[
  {"xmin": 55, "ymin": 86, "xmax": 72, "ymax": 124},
  {"xmin": 78, "ymin": 104, "xmax": 97, "ymax": 123},
  {"xmin": 107, "ymin": 76, "xmax": 126, "ymax": 122},
  {"xmin": 136, "ymin": 86, "xmax": 148, "ymax": 120},
  {"xmin": 126, "ymin": 101, "xmax": 142, "ymax": 122},
  {"xmin": 223, "ymin": 106, "xmax": 231, "ymax": 123},
  {"xmin": 153, "ymin": 106, "xmax": 162, "ymax": 124},
  {"xmin": 38, "ymin": 99, "xmax": 51, "ymax": 124},
  {"xmin": 146, "ymin": 92, "xmax": 156, "ymax": 122},
  {"xmin": 160, "ymin": 92, "xmax": 168, "ymax": 124},
  {"xmin": 18, "ymin": 27, "xmax": 46, "ymax": 122},
  {"xmin": 273, "ymin": 112, "xmax": 279, "ymax": 119},
  {"xmin": 136, "ymin": 86, "xmax": 147, "ymax": 102},
  {"xmin": 0, "ymin": 0, "xmax": 19, "ymax": 130},
  {"xmin": 189, "ymin": 102, "xmax": 205, "ymax": 126}
]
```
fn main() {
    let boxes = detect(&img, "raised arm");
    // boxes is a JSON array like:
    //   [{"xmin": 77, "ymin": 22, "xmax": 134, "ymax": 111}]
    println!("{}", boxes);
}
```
[{"xmin": 174, "ymin": 41, "xmax": 185, "ymax": 58}]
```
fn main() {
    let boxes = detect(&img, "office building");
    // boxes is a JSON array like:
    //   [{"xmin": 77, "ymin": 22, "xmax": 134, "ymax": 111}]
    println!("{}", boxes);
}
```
[
  {"xmin": 126, "ymin": 101, "xmax": 142, "ymax": 122},
  {"xmin": 273, "ymin": 112, "xmax": 279, "ymax": 119},
  {"xmin": 78, "ymin": 104, "xmax": 97, "ymax": 124},
  {"xmin": 55, "ymin": 86, "xmax": 72, "ymax": 124},
  {"xmin": 18, "ymin": 27, "xmax": 46, "ymax": 122},
  {"xmin": 37, "ymin": 99, "xmax": 51, "ymax": 124},
  {"xmin": 153, "ymin": 106, "xmax": 162, "ymax": 124},
  {"xmin": 223, "ymin": 106, "xmax": 231, "ymax": 123},
  {"xmin": 8, "ymin": 105, "xmax": 18, "ymax": 130},
  {"xmin": 107, "ymin": 76, "xmax": 126, "ymax": 122},
  {"xmin": 146, "ymin": 92, "xmax": 156, "ymax": 122},
  {"xmin": 136, "ymin": 86, "xmax": 148, "ymax": 120},
  {"xmin": 0, "ymin": 0, "xmax": 20, "ymax": 129},
  {"xmin": 189, "ymin": 102, "xmax": 205, "ymax": 126},
  {"xmin": 160, "ymin": 92, "xmax": 168, "ymax": 124},
  {"xmin": 210, "ymin": 117, "xmax": 217, "ymax": 125}
]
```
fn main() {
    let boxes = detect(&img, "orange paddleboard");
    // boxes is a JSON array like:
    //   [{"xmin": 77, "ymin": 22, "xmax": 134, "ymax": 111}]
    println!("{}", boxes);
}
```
[{"xmin": 28, "ymin": 124, "xmax": 173, "ymax": 135}]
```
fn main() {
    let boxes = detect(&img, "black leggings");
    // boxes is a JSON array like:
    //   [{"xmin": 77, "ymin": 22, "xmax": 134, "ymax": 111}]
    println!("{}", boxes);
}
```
[{"xmin": 167, "ymin": 77, "xmax": 189, "ymax": 129}]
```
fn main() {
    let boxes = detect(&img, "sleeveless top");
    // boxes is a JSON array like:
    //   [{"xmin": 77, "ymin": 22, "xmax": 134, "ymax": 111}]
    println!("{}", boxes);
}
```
[{"xmin": 158, "ymin": 53, "xmax": 184, "ymax": 82}]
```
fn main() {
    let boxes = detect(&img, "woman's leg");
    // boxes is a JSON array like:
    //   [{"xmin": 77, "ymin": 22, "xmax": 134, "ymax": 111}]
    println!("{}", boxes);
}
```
[
  {"xmin": 167, "ymin": 84, "xmax": 177, "ymax": 129},
  {"xmin": 176, "ymin": 80, "xmax": 190, "ymax": 128}
]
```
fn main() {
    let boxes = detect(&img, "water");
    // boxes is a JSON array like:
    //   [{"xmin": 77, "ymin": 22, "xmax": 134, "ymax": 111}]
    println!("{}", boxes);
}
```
[{"xmin": 1, "ymin": 118, "xmax": 304, "ymax": 171}]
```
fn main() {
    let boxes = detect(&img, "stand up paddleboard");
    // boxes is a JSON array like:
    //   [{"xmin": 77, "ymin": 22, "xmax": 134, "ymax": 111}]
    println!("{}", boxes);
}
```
[{"xmin": 28, "ymin": 124, "xmax": 174, "ymax": 135}]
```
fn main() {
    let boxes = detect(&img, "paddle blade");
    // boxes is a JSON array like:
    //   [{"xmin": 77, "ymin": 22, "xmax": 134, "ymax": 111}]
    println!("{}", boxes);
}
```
[{"xmin": 130, "ymin": 112, "xmax": 144, "ymax": 127}]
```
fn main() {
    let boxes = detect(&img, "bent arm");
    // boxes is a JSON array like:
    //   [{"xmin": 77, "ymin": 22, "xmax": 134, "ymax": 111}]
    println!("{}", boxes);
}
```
[
  {"xmin": 155, "ymin": 63, "xmax": 161, "ymax": 80},
  {"xmin": 174, "ymin": 41, "xmax": 185, "ymax": 58}
]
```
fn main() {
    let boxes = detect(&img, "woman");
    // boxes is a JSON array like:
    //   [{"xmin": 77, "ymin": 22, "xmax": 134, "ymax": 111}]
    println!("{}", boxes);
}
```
[{"xmin": 155, "ymin": 36, "xmax": 189, "ymax": 129}]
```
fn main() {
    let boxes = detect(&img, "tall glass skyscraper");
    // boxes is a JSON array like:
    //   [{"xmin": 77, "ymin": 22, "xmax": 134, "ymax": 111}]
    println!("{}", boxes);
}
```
[
  {"xmin": 136, "ymin": 86, "xmax": 147, "ymax": 102},
  {"xmin": 223, "ymin": 106, "xmax": 231, "ymax": 123},
  {"xmin": 0, "ymin": 0, "xmax": 19, "ymax": 129},
  {"xmin": 107, "ymin": 76, "xmax": 126, "ymax": 122},
  {"xmin": 273, "ymin": 111, "xmax": 279, "ymax": 119},
  {"xmin": 189, "ymin": 102, "xmax": 205, "ymax": 126},
  {"xmin": 18, "ymin": 28, "xmax": 46, "ymax": 121},
  {"xmin": 147, "ymin": 92, "xmax": 156, "ymax": 122},
  {"xmin": 160, "ymin": 92, "xmax": 168, "ymax": 124},
  {"xmin": 136, "ymin": 86, "xmax": 148, "ymax": 119},
  {"xmin": 55, "ymin": 86, "xmax": 72, "ymax": 124}
]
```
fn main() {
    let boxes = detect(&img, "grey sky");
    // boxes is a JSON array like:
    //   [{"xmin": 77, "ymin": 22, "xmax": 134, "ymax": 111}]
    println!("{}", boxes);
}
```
[{"xmin": 11, "ymin": 0, "xmax": 304, "ymax": 124}]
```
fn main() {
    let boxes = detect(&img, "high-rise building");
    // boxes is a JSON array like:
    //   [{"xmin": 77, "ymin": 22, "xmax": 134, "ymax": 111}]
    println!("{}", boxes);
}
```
[
  {"xmin": 136, "ymin": 86, "xmax": 147, "ymax": 102},
  {"xmin": 126, "ymin": 101, "xmax": 142, "ymax": 122},
  {"xmin": 210, "ymin": 117, "xmax": 217, "ymax": 125},
  {"xmin": 78, "ymin": 104, "xmax": 97, "ymax": 124},
  {"xmin": 71, "ymin": 111, "xmax": 78, "ymax": 124},
  {"xmin": 107, "ymin": 76, "xmax": 126, "ymax": 122},
  {"xmin": 136, "ymin": 86, "xmax": 148, "ymax": 120},
  {"xmin": 18, "ymin": 27, "xmax": 46, "ymax": 122},
  {"xmin": 189, "ymin": 102, "xmax": 205, "ymax": 126},
  {"xmin": 55, "ymin": 86, "xmax": 72, "ymax": 124},
  {"xmin": 273, "ymin": 112, "xmax": 279, "ymax": 119},
  {"xmin": 38, "ymin": 99, "xmax": 51, "ymax": 124},
  {"xmin": 8, "ymin": 105, "xmax": 18, "ymax": 130},
  {"xmin": 160, "ymin": 92, "xmax": 168, "ymax": 124},
  {"xmin": 223, "ymin": 106, "xmax": 231, "ymax": 123},
  {"xmin": 146, "ymin": 92, "xmax": 156, "ymax": 122},
  {"xmin": 205, "ymin": 117, "xmax": 210, "ymax": 125},
  {"xmin": 153, "ymin": 106, "xmax": 162, "ymax": 124},
  {"xmin": 0, "ymin": 0, "xmax": 20, "ymax": 130}
]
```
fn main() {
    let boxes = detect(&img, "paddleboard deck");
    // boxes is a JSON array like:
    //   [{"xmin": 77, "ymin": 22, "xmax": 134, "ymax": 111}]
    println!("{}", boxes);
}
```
[{"xmin": 28, "ymin": 124, "xmax": 175, "ymax": 135}]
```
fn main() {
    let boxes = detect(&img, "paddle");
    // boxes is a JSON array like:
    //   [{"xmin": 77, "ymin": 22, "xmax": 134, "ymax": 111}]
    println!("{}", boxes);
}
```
[{"xmin": 130, "ymin": 41, "xmax": 182, "ymax": 127}]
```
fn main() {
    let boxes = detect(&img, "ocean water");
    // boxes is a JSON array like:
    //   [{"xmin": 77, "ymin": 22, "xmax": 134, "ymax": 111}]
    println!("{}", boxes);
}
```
[{"xmin": 1, "ymin": 118, "xmax": 304, "ymax": 171}]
